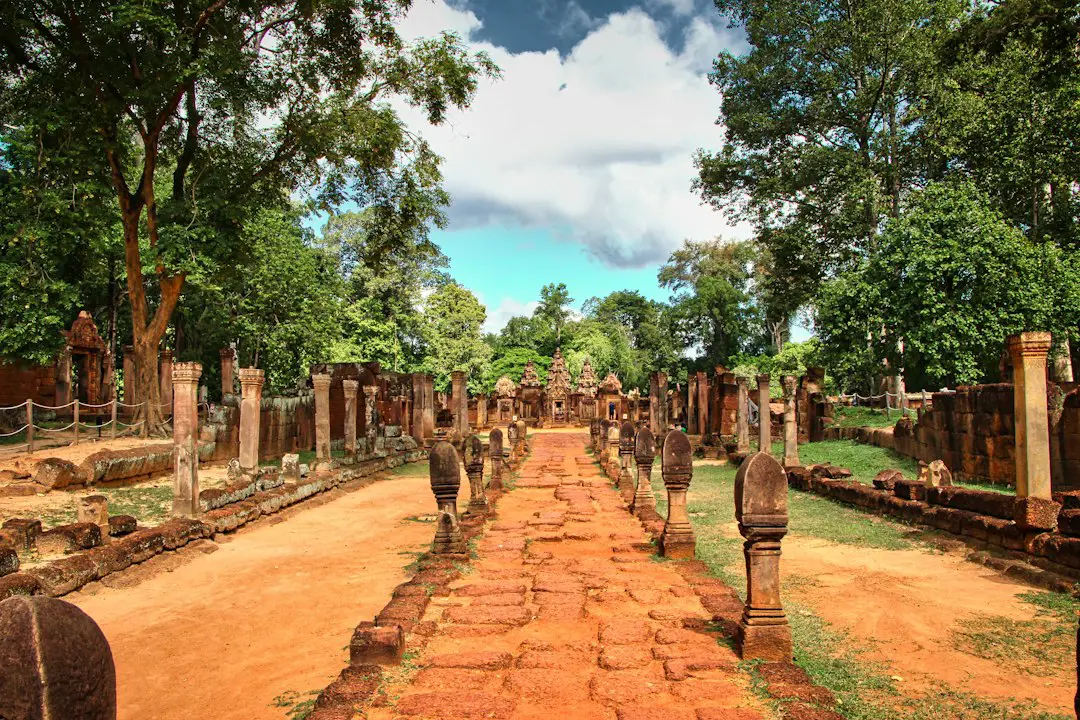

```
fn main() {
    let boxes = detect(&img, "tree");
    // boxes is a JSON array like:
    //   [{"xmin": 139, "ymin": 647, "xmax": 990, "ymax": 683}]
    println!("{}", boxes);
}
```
[
  {"xmin": 584, "ymin": 290, "xmax": 680, "ymax": 380},
  {"xmin": 483, "ymin": 348, "xmax": 551, "ymax": 391},
  {"xmin": 419, "ymin": 283, "xmax": 492, "ymax": 393},
  {"xmin": 816, "ymin": 181, "xmax": 1080, "ymax": 387},
  {"xmin": 534, "ymin": 282, "xmax": 575, "ymax": 349},
  {"xmin": 0, "ymin": 0, "xmax": 499, "ymax": 427},
  {"xmin": 695, "ymin": 0, "xmax": 967, "ymax": 306}
]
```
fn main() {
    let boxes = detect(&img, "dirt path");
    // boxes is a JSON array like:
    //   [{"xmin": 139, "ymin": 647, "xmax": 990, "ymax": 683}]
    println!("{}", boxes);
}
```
[
  {"xmin": 780, "ymin": 535, "xmax": 1075, "ymax": 713},
  {"xmin": 68, "ymin": 468, "xmax": 463, "ymax": 720},
  {"xmin": 367, "ymin": 432, "xmax": 767, "ymax": 720}
]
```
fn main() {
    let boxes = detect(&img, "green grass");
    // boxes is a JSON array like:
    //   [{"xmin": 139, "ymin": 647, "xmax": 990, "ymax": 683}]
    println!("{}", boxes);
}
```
[
  {"xmin": 271, "ymin": 689, "xmax": 319, "ymax": 720},
  {"xmin": 296, "ymin": 448, "xmax": 345, "ymax": 466},
  {"xmin": 952, "ymin": 591, "xmax": 1080, "ymax": 673},
  {"xmin": 391, "ymin": 460, "xmax": 430, "ymax": 478},
  {"xmin": 98, "ymin": 484, "xmax": 173, "ymax": 525},
  {"xmin": 832, "ymin": 406, "xmax": 907, "ymax": 429}
]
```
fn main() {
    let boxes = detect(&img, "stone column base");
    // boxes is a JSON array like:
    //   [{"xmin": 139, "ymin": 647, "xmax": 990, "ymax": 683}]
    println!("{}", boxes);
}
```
[
  {"xmin": 467, "ymin": 498, "xmax": 490, "ymax": 515},
  {"xmin": 432, "ymin": 512, "xmax": 467, "ymax": 554},
  {"xmin": 737, "ymin": 621, "xmax": 792, "ymax": 662},
  {"xmin": 660, "ymin": 533, "xmax": 696, "ymax": 559},
  {"xmin": 619, "ymin": 470, "xmax": 635, "ymax": 503}
]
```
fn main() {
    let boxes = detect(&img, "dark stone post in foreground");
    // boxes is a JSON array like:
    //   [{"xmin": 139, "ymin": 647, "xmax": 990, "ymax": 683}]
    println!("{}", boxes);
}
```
[
  {"xmin": 660, "ymin": 430, "xmax": 696, "ymax": 558},
  {"xmin": 632, "ymin": 426, "xmax": 656, "ymax": 516},
  {"xmin": 619, "ymin": 420, "xmax": 636, "ymax": 504},
  {"xmin": 430, "ymin": 442, "xmax": 466, "ymax": 554},
  {"xmin": 0, "ymin": 595, "xmax": 117, "ymax": 719},
  {"xmin": 464, "ymin": 434, "xmax": 488, "ymax": 514},
  {"xmin": 590, "ymin": 418, "xmax": 601, "ymax": 454},
  {"xmin": 735, "ymin": 451, "xmax": 792, "ymax": 662},
  {"xmin": 488, "ymin": 427, "xmax": 504, "ymax": 490}
]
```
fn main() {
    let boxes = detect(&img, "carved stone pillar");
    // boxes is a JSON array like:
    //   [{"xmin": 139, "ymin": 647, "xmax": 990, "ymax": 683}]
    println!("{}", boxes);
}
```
[
  {"xmin": 607, "ymin": 424, "xmax": 620, "ymax": 479},
  {"xmin": 735, "ymin": 452, "xmax": 792, "ymax": 662},
  {"xmin": 422, "ymin": 376, "xmax": 435, "ymax": 440},
  {"xmin": 55, "ymin": 347, "xmax": 72, "ymax": 408},
  {"xmin": 687, "ymin": 374, "xmax": 698, "ymax": 435},
  {"xmin": 619, "ymin": 420, "xmax": 636, "ymax": 504},
  {"xmin": 342, "ymin": 379, "xmax": 359, "ymax": 457},
  {"xmin": 782, "ymin": 375, "xmax": 799, "ymax": 467},
  {"xmin": 632, "ymin": 426, "xmax": 656, "ymax": 516},
  {"xmin": 660, "ymin": 430, "xmax": 695, "ymax": 558},
  {"xmin": 430, "ymin": 442, "xmax": 466, "ymax": 554},
  {"xmin": 238, "ymin": 367, "xmax": 265, "ymax": 470},
  {"xmin": 756, "ymin": 374, "xmax": 771, "ymax": 455},
  {"xmin": 411, "ymin": 373, "xmax": 425, "ymax": 445},
  {"xmin": 464, "ymin": 435, "xmax": 488, "ymax": 514},
  {"xmin": 597, "ymin": 420, "xmax": 609, "ymax": 465},
  {"xmin": 488, "ymin": 428, "xmax": 504, "ymax": 490},
  {"xmin": 478, "ymin": 394, "xmax": 488, "ymax": 428},
  {"xmin": 736, "ymin": 377, "xmax": 751, "ymax": 453},
  {"xmin": 696, "ymin": 371, "xmax": 709, "ymax": 437},
  {"xmin": 312, "ymin": 373, "xmax": 332, "ymax": 462},
  {"xmin": 1008, "ymin": 332, "xmax": 1053, "ymax": 500},
  {"xmin": 363, "ymin": 385, "xmax": 379, "ymax": 453},
  {"xmin": 220, "ymin": 347, "xmax": 236, "ymax": 397},
  {"xmin": 172, "ymin": 362, "xmax": 202, "ymax": 516},
  {"xmin": 451, "ymin": 371, "xmax": 469, "ymax": 438}
]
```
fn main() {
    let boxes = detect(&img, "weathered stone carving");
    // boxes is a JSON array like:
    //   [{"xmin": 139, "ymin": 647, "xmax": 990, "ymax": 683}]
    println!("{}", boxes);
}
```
[
  {"xmin": 756, "ymin": 374, "xmax": 771, "ymax": 455},
  {"xmin": 619, "ymin": 421, "xmax": 636, "ymax": 503},
  {"xmin": 782, "ymin": 375, "xmax": 799, "ymax": 467},
  {"xmin": 342, "ymin": 379, "xmax": 359, "ymax": 457},
  {"xmin": 576, "ymin": 358, "xmax": 598, "ymax": 397},
  {"xmin": 312, "ymin": 373, "xmax": 332, "ymax": 462},
  {"xmin": 736, "ymin": 376, "xmax": 751, "ymax": 453},
  {"xmin": 507, "ymin": 421, "xmax": 519, "ymax": 463},
  {"xmin": 607, "ymin": 423, "xmax": 620, "ymax": 478},
  {"xmin": 590, "ymin": 418, "xmax": 601, "ymax": 454},
  {"xmin": 239, "ymin": 368, "xmax": 266, "ymax": 469},
  {"xmin": 488, "ymin": 428, "xmax": 504, "ymax": 490},
  {"xmin": 0, "ymin": 595, "xmax": 117, "ymax": 719},
  {"xmin": 172, "ymin": 361, "xmax": 202, "ymax": 517},
  {"xmin": 660, "ymin": 430, "xmax": 695, "ymax": 558},
  {"xmin": 520, "ymin": 361, "xmax": 542, "ymax": 388},
  {"xmin": 464, "ymin": 434, "xmax": 488, "ymax": 514},
  {"xmin": 734, "ymin": 451, "xmax": 792, "ymax": 662},
  {"xmin": 919, "ymin": 458, "xmax": 953, "ymax": 488},
  {"xmin": 429, "ymin": 442, "xmax": 466, "ymax": 554},
  {"xmin": 632, "ymin": 426, "xmax": 656, "ymax": 515}
]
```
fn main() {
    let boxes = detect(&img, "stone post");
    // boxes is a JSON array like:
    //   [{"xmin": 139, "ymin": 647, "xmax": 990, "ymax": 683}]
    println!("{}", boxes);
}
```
[
  {"xmin": 423, "ymin": 376, "xmax": 435, "ymax": 440},
  {"xmin": 0, "ymin": 595, "xmax": 117, "ymax": 719},
  {"xmin": 342, "ymin": 379, "xmax": 359, "ymax": 457},
  {"xmin": 735, "ymin": 452, "xmax": 792, "ymax": 662},
  {"xmin": 159, "ymin": 349, "xmax": 173, "ymax": 412},
  {"xmin": 782, "ymin": 375, "xmax": 799, "ymax": 467},
  {"xmin": 219, "ymin": 347, "xmax": 236, "ymax": 397},
  {"xmin": 411, "ymin": 373, "xmax": 425, "ymax": 445},
  {"xmin": 687, "ymin": 374, "xmax": 698, "ymax": 435},
  {"xmin": 619, "ymin": 420, "xmax": 636, "ymax": 504},
  {"xmin": 507, "ymin": 421, "xmax": 519, "ymax": 464},
  {"xmin": 1007, "ymin": 332, "xmax": 1053, "ymax": 501},
  {"xmin": 172, "ymin": 361, "xmax": 202, "ymax": 516},
  {"xmin": 56, "ymin": 347, "xmax": 72, "ymax": 408},
  {"xmin": 122, "ymin": 345, "xmax": 134, "ymax": 404},
  {"xmin": 488, "ymin": 428, "xmax": 504, "ymax": 490},
  {"xmin": 756, "ymin": 375, "xmax": 771, "ymax": 455},
  {"xmin": 632, "ymin": 426, "xmax": 656, "ymax": 516},
  {"xmin": 430, "ymin": 442, "xmax": 466, "ymax": 554},
  {"xmin": 660, "ymin": 430, "xmax": 695, "ymax": 558},
  {"xmin": 597, "ymin": 420, "xmax": 609, "ymax": 462},
  {"xmin": 478, "ymin": 394, "xmax": 488, "ymax": 428},
  {"xmin": 464, "ymin": 435, "xmax": 488, "ymax": 514},
  {"xmin": 451, "ymin": 370, "xmax": 469, "ymax": 438},
  {"xmin": 736, "ymin": 377, "xmax": 751, "ymax": 453},
  {"xmin": 363, "ymin": 385, "xmax": 379, "ymax": 453},
  {"xmin": 312, "ymin": 373, "xmax": 332, "ymax": 463},
  {"xmin": 696, "ymin": 371, "xmax": 709, "ymax": 437},
  {"xmin": 607, "ymin": 424, "xmax": 620, "ymax": 478},
  {"xmin": 238, "ymin": 368, "xmax": 265, "ymax": 471},
  {"xmin": 590, "ymin": 418, "xmax": 601, "ymax": 454}
]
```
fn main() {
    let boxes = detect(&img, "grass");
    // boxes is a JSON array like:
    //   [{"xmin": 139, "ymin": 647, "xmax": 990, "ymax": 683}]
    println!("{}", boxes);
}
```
[
  {"xmin": 271, "ymin": 689, "xmax": 319, "ymax": 720},
  {"xmin": 952, "ymin": 591, "xmax": 1080, "ymax": 673},
  {"xmin": 296, "ymin": 448, "xmax": 345, "ymax": 466},
  {"xmin": 391, "ymin": 460, "xmax": 430, "ymax": 478},
  {"xmin": 832, "ymin": 406, "xmax": 907, "ymax": 429},
  {"xmin": 678, "ymin": 457, "xmax": 1071, "ymax": 720},
  {"xmin": 98, "ymin": 483, "xmax": 173, "ymax": 525}
]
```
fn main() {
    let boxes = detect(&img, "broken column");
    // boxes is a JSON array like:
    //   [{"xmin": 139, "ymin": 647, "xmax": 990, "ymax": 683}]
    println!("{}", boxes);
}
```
[
  {"xmin": 464, "ymin": 434, "xmax": 488, "ymax": 514},
  {"xmin": 757, "ymin": 374, "xmax": 771, "ymax": 455},
  {"xmin": 312, "ymin": 373, "xmax": 332, "ymax": 463},
  {"xmin": 219, "ymin": 347, "xmax": 236, "ymax": 397},
  {"xmin": 0, "ymin": 595, "xmax": 117, "ymax": 719},
  {"xmin": 660, "ymin": 429, "xmax": 696, "ymax": 558},
  {"xmin": 451, "ymin": 370, "xmax": 469, "ymax": 438},
  {"xmin": 736, "ymin": 376, "xmax": 751, "ymax": 453},
  {"xmin": 342, "ymin": 379, "xmax": 359, "ymax": 458},
  {"xmin": 782, "ymin": 375, "xmax": 799, "ymax": 467},
  {"xmin": 735, "ymin": 452, "xmax": 792, "ymax": 662},
  {"xmin": 172, "ymin": 361, "xmax": 202, "ymax": 516},
  {"xmin": 78, "ymin": 495, "xmax": 109, "ymax": 537},
  {"xmin": 619, "ymin": 420, "xmax": 636, "ymax": 504},
  {"xmin": 632, "ymin": 426, "xmax": 656, "ymax": 516},
  {"xmin": 488, "ymin": 428, "xmax": 504, "ymax": 490},
  {"xmin": 1007, "ymin": 332, "xmax": 1061, "ymax": 531},
  {"xmin": 238, "ymin": 367, "xmax": 265, "ymax": 471},
  {"xmin": 429, "ymin": 441, "xmax": 466, "ymax": 554}
]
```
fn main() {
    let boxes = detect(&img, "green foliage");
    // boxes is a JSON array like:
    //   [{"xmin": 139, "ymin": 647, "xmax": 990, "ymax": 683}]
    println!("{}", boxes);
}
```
[
  {"xmin": 483, "ymin": 347, "xmax": 551, "ymax": 391},
  {"xmin": 731, "ymin": 339, "xmax": 823, "ymax": 380},
  {"xmin": 419, "ymin": 282, "xmax": 492, "ymax": 393}
]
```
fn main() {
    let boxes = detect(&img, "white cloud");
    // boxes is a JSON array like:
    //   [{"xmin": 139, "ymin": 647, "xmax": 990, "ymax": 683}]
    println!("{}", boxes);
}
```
[
  {"xmin": 481, "ymin": 296, "xmax": 541, "ymax": 335},
  {"xmin": 648, "ymin": 0, "xmax": 698, "ymax": 16},
  {"xmin": 396, "ymin": 1, "xmax": 751, "ymax": 269}
]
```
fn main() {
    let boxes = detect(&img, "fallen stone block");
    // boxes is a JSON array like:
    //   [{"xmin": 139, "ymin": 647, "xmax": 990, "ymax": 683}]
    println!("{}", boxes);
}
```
[
  {"xmin": 2, "ymin": 519, "xmax": 42, "ymax": 551},
  {"xmin": 349, "ymin": 621, "xmax": 404, "ymax": 665},
  {"xmin": 0, "ymin": 548, "xmax": 17, "ymax": 577},
  {"xmin": 33, "ymin": 458, "xmax": 81, "ymax": 490},
  {"xmin": 0, "ymin": 572, "xmax": 42, "ymax": 600},
  {"xmin": 107, "ymin": 515, "xmax": 137, "ymax": 537},
  {"xmin": 1014, "ymin": 497, "xmax": 1060, "ymax": 532}
]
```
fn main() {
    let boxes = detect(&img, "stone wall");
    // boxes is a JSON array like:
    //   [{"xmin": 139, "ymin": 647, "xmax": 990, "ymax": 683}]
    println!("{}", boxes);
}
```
[
  {"xmin": 0, "ymin": 361, "xmax": 57, "ymax": 409},
  {"xmin": 214, "ymin": 393, "xmax": 316, "ymax": 462}
]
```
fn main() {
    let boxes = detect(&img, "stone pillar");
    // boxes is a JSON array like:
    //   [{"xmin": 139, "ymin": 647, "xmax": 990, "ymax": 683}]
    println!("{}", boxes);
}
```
[
  {"xmin": 423, "ymin": 376, "xmax": 435, "ymax": 440},
  {"xmin": 478, "ymin": 394, "xmax": 488, "ymax": 428},
  {"xmin": 632, "ymin": 426, "xmax": 656, "ymax": 516},
  {"xmin": 363, "ymin": 385, "xmax": 379, "ymax": 453},
  {"xmin": 464, "ymin": 435, "xmax": 488, "ymax": 514},
  {"xmin": 697, "ymin": 371, "xmax": 710, "ymax": 437},
  {"xmin": 55, "ymin": 347, "xmax": 72, "ymax": 408},
  {"xmin": 122, "ymin": 345, "xmax": 135, "ymax": 403},
  {"xmin": 649, "ymin": 373, "xmax": 660, "ymax": 434},
  {"xmin": 687, "ymin": 374, "xmax": 698, "ymax": 435},
  {"xmin": 0, "ymin": 595, "xmax": 117, "ymax": 719},
  {"xmin": 220, "ymin": 347, "xmax": 236, "ymax": 397},
  {"xmin": 736, "ymin": 377, "xmax": 751, "ymax": 453},
  {"xmin": 590, "ymin": 419, "xmax": 601, "ymax": 454},
  {"xmin": 430, "ymin": 442, "xmax": 466, "ymax": 554},
  {"xmin": 172, "ymin": 361, "xmax": 202, "ymax": 516},
  {"xmin": 735, "ymin": 452, "xmax": 792, "ymax": 662},
  {"xmin": 756, "ymin": 375, "xmax": 771, "ymax": 455},
  {"xmin": 159, "ymin": 349, "xmax": 173, "ymax": 412},
  {"xmin": 238, "ymin": 367, "xmax": 265, "ymax": 471},
  {"xmin": 342, "ymin": 379, "xmax": 359, "ymax": 457},
  {"xmin": 619, "ymin": 421, "xmax": 636, "ymax": 504},
  {"xmin": 411, "ymin": 373, "xmax": 426, "ymax": 445},
  {"xmin": 1008, "ymin": 332, "xmax": 1053, "ymax": 499},
  {"xmin": 607, "ymin": 424, "xmax": 620, "ymax": 478},
  {"xmin": 312, "ymin": 373, "xmax": 332, "ymax": 463},
  {"xmin": 488, "ymin": 428, "xmax": 504, "ymax": 490},
  {"xmin": 451, "ymin": 371, "xmax": 469, "ymax": 438},
  {"xmin": 507, "ymin": 421, "xmax": 519, "ymax": 463},
  {"xmin": 598, "ymin": 420, "xmax": 609, "ymax": 467},
  {"xmin": 660, "ymin": 430, "xmax": 695, "ymax": 558},
  {"xmin": 782, "ymin": 376, "xmax": 799, "ymax": 467}
]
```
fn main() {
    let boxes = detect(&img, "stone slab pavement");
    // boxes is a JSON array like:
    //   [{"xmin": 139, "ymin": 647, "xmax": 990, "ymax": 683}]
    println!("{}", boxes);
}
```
[{"xmin": 366, "ymin": 430, "xmax": 768, "ymax": 720}]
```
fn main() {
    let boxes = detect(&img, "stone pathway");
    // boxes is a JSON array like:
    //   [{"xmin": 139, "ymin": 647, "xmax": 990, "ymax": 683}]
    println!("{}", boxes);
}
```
[{"xmin": 367, "ymin": 431, "xmax": 766, "ymax": 720}]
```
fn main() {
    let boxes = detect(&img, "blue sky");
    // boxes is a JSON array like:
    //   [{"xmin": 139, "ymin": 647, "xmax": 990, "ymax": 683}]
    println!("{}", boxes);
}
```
[{"xmin": 370, "ymin": 1, "xmax": 815, "ymax": 339}]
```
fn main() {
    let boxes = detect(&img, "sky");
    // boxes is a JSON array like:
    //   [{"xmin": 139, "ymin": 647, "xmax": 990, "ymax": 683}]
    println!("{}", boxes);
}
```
[{"xmin": 384, "ymin": 0, "xmax": 769, "ymax": 336}]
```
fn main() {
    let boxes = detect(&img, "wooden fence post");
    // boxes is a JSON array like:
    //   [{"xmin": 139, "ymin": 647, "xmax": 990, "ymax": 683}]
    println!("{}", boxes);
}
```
[
  {"xmin": 73, "ymin": 399, "xmax": 80, "ymax": 446},
  {"xmin": 25, "ymin": 399, "xmax": 34, "ymax": 454},
  {"xmin": 110, "ymin": 398, "xmax": 118, "ymax": 440}
]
